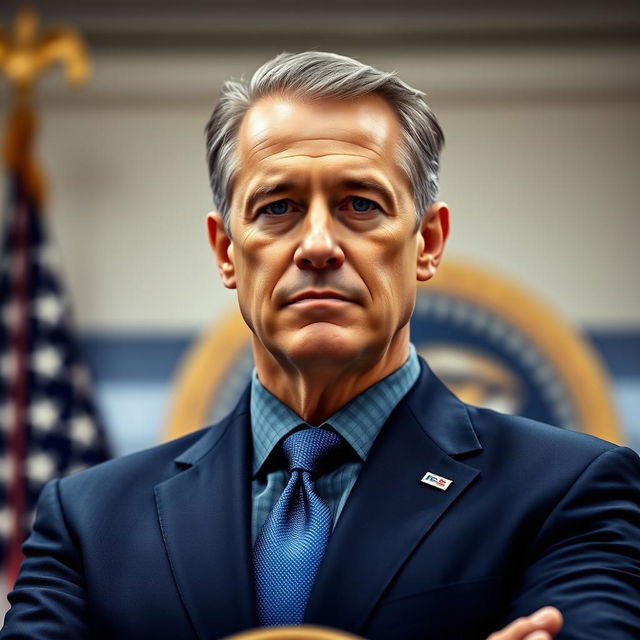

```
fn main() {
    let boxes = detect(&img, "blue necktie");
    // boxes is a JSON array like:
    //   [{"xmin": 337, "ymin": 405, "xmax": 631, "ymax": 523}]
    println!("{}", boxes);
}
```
[{"xmin": 254, "ymin": 427, "xmax": 343, "ymax": 626}]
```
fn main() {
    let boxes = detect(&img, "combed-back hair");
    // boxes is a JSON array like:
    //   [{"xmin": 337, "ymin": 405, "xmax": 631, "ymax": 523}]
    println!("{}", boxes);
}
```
[{"xmin": 204, "ymin": 51, "xmax": 444, "ymax": 232}]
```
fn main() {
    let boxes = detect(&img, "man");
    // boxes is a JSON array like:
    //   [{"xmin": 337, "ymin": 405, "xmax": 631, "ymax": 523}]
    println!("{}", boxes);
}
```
[{"xmin": 2, "ymin": 51, "xmax": 639, "ymax": 640}]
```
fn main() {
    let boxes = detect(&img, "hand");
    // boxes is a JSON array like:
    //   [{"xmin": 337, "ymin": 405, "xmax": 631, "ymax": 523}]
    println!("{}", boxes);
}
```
[{"xmin": 486, "ymin": 607, "xmax": 563, "ymax": 640}]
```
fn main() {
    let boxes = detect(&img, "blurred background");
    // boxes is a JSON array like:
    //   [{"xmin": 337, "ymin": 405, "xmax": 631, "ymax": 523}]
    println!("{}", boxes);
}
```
[{"xmin": 1, "ymin": 0, "xmax": 639, "ymax": 460}]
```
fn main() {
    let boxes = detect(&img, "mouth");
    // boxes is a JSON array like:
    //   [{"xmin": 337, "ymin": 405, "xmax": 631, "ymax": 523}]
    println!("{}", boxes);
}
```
[{"xmin": 286, "ymin": 290, "xmax": 354, "ymax": 306}]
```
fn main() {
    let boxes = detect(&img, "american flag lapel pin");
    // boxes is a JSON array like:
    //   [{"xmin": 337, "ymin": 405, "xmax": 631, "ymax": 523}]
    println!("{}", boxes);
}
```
[{"xmin": 421, "ymin": 471, "xmax": 453, "ymax": 491}]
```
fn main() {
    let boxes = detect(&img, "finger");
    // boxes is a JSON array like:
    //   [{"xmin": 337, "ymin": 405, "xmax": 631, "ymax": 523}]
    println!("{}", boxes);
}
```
[
  {"xmin": 530, "ymin": 606, "xmax": 563, "ymax": 635},
  {"xmin": 486, "ymin": 616, "xmax": 531, "ymax": 640},
  {"xmin": 524, "ymin": 632, "xmax": 553, "ymax": 640},
  {"xmin": 486, "ymin": 607, "xmax": 563, "ymax": 640}
]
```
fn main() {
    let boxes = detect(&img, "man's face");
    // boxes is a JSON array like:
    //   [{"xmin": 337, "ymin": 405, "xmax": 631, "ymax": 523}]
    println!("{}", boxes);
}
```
[{"xmin": 209, "ymin": 93, "xmax": 448, "ymax": 369}]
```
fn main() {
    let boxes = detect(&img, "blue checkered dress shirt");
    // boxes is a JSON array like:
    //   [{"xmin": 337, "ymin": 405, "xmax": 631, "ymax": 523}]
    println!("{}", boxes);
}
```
[{"xmin": 250, "ymin": 344, "xmax": 421, "ymax": 543}]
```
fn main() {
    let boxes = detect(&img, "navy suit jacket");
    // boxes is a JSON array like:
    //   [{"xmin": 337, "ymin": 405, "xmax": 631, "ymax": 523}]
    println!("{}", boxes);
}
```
[{"xmin": 2, "ymin": 360, "xmax": 640, "ymax": 639}]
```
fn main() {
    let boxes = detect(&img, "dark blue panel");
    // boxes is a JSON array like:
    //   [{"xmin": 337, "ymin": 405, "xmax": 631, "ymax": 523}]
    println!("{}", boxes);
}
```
[
  {"xmin": 584, "ymin": 329, "xmax": 640, "ymax": 378},
  {"xmin": 81, "ymin": 334, "xmax": 192, "ymax": 382}
]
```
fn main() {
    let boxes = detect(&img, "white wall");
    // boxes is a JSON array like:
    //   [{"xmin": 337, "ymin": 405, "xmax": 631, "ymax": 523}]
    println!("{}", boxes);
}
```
[{"xmin": 1, "ymin": 39, "xmax": 639, "ymax": 331}]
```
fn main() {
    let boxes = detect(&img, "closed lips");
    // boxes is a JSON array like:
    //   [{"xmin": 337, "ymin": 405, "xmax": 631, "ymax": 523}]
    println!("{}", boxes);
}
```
[{"xmin": 287, "ymin": 291, "xmax": 352, "ymax": 304}]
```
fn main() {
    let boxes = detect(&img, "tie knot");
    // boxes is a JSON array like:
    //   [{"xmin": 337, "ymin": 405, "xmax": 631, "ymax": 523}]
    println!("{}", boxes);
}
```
[{"xmin": 281, "ymin": 427, "xmax": 343, "ymax": 476}]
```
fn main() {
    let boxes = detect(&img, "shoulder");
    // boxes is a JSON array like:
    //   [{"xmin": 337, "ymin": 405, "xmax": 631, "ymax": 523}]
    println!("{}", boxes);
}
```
[
  {"xmin": 50, "ymin": 387, "xmax": 251, "ymax": 521},
  {"xmin": 56, "ymin": 426, "xmax": 211, "ymax": 504},
  {"xmin": 469, "ymin": 404, "xmax": 616, "ymax": 452},
  {"xmin": 466, "ymin": 404, "xmax": 639, "ymax": 481},
  {"xmin": 410, "ymin": 361, "xmax": 634, "ymax": 469},
  {"xmin": 466, "ymin": 405, "xmax": 617, "ymax": 455}
]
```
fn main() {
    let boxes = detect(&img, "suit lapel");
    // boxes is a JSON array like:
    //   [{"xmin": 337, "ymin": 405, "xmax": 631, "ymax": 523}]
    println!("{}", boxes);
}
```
[
  {"xmin": 304, "ymin": 361, "xmax": 482, "ymax": 633},
  {"xmin": 154, "ymin": 388, "xmax": 257, "ymax": 639}
]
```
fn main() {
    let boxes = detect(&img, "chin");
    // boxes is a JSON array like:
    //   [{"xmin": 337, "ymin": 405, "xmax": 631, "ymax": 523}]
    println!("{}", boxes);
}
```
[{"xmin": 278, "ymin": 324, "xmax": 368, "ymax": 365}]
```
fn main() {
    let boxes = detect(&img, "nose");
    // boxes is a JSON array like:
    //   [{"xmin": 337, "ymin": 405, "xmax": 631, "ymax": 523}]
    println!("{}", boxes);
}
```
[{"xmin": 293, "ymin": 202, "xmax": 345, "ymax": 270}]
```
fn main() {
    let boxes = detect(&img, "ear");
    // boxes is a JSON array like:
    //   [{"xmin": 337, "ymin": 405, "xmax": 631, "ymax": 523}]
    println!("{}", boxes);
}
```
[
  {"xmin": 416, "ymin": 201, "xmax": 449, "ymax": 282},
  {"xmin": 206, "ymin": 211, "xmax": 236, "ymax": 289}
]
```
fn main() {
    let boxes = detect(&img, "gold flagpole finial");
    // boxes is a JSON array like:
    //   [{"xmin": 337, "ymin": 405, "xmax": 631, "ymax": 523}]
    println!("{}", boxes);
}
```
[
  {"xmin": 1, "ymin": 7, "xmax": 91, "ymax": 202},
  {"xmin": 1, "ymin": 6, "xmax": 91, "ymax": 103}
]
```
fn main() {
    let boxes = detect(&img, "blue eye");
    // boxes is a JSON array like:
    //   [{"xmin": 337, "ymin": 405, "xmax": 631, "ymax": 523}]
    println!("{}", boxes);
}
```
[
  {"xmin": 351, "ymin": 197, "xmax": 375, "ymax": 212},
  {"xmin": 265, "ymin": 200, "xmax": 289, "ymax": 215}
]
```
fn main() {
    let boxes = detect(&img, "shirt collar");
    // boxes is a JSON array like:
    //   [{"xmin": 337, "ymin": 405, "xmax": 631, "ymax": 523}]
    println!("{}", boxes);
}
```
[{"xmin": 250, "ymin": 343, "xmax": 421, "ymax": 476}]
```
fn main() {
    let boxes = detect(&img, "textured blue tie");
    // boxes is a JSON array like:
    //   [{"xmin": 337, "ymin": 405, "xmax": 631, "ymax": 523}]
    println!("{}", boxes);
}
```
[{"xmin": 253, "ymin": 427, "xmax": 343, "ymax": 626}]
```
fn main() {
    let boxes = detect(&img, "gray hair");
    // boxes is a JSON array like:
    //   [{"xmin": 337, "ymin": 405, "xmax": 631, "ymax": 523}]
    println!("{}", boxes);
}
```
[{"xmin": 204, "ymin": 51, "xmax": 444, "ymax": 233}]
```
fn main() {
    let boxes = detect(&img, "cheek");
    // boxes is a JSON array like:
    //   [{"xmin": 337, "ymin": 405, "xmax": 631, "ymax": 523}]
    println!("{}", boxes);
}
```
[
  {"xmin": 369, "ymin": 237, "xmax": 418, "ymax": 299},
  {"xmin": 233, "ymin": 241, "xmax": 288, "ymax": 323},
  {"xmin": 236, "ymin": 269, "xmax": 271, "ymax": 314},
  {"xmin": 382, "ymin": 244, "xmax": 420, "ymax": 323}
]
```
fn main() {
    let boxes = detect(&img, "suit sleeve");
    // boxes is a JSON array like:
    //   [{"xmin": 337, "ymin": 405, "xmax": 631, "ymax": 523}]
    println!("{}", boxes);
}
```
[
  {"xmin": 505, "ymin": 446, "xmax": 640, "ymax": 640},
  {"xmin": 1, "ymin": 478, "xmax": 89, "ymax": 639}
]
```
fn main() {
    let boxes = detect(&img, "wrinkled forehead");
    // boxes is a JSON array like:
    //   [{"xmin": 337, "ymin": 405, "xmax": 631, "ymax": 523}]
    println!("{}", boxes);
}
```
[{"xmin": 236, "ymin": 93, "xmax": 403, "ymax": 168}]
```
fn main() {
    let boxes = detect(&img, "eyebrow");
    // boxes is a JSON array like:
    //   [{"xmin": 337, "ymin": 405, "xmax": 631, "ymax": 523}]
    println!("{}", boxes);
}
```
[
  {"xmin": 341, "ymin": 179, "xmax": 395, "ymax": 210},
  {"xmin": 245, "ymin": 178, "xmax": 395, "ymax": 213},
  {"xmin": 246, "ymin": 182, "xmax": 296, "ymax": 213}
]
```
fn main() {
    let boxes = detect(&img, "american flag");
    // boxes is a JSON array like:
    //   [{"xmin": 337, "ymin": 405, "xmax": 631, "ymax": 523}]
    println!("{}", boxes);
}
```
[{"xmin": 0, "ymin": 169, "xmax": 111, "ymax": 593}]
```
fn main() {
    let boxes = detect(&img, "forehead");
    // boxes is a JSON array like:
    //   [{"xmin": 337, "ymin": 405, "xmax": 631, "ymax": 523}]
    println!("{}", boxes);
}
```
[{"xmin": 233, "ymin": 93, "xmax": 407, "ymax": 190}]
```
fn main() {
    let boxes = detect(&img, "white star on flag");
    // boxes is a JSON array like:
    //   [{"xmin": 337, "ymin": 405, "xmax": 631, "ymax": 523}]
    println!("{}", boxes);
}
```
[
  {"xmin": 33, "ymin": 294, "xmax": 64, "ymax": 324},
  {"xmin": 26, "ymin": 453, "xmax": 57, "ymax": 486},
  {"xmin": 29, "ymin": 399, "xmax": 58, "ymax": 432},
  {"xmin": 31, "ymin": 345, "xmax": 63, "ymax": 378},
  {"xmin": 70, "ymin": 413, "xmax": 97, "ymax": 447}
]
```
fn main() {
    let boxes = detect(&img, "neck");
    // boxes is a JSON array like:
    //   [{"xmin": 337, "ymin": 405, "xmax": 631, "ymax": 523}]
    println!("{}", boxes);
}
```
[{"xmin": 253, "ymin": 330, "xmax": 411, "ymax": 425}]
